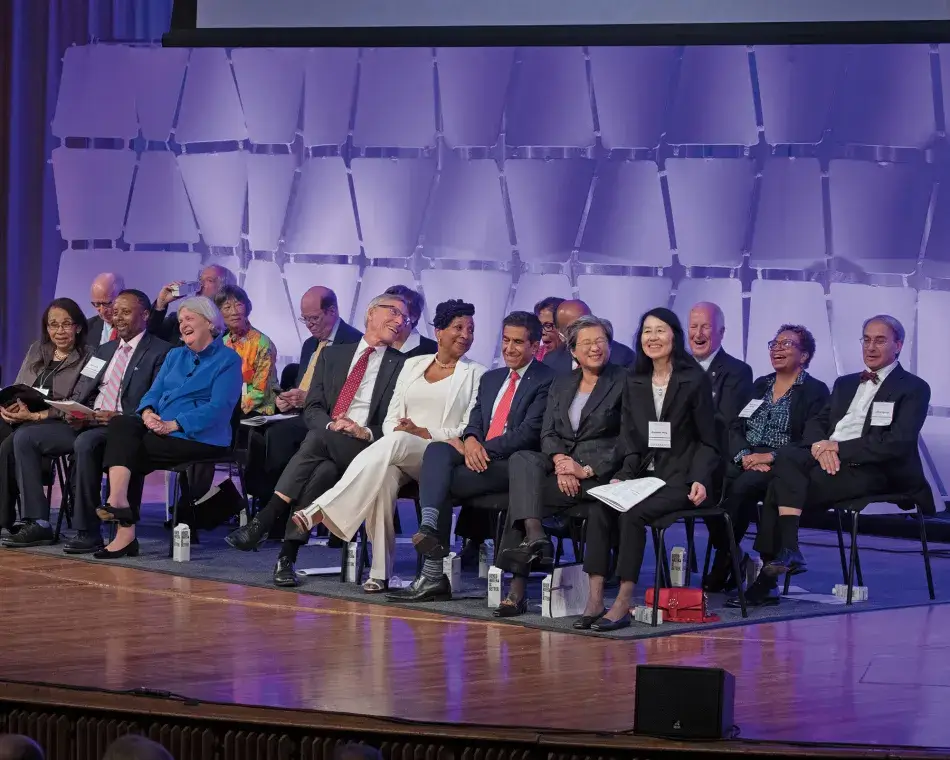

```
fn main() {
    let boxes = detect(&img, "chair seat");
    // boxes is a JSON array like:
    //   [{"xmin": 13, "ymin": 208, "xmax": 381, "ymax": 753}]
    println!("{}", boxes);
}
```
[
  {"xmin": 649, "ymin": 506, "xmax": 726, "ymax": 530},
  {"xmin": 170, "ymin": 455, "xmax": 238, "ymax": 472},
  {"xmin": 460, "ymin": 492, "xmax": 509, "ymax": 512},
  {"xmin": 834, "ymin": 493, "xmax": 915, "ymax": 512},
  {"xmin": 398, "ymin": 482, "xmax": 420, "ymax": 501}
]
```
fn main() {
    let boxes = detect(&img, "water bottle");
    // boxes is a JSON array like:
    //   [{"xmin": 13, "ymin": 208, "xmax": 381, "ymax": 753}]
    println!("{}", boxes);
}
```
[
  {"xmin": 173, "ymin": 523, "xmax": 191, "ymax": 562},
  {"xmin": 670, "ymin": 546, "xmax": 686, "ymax": 587}
]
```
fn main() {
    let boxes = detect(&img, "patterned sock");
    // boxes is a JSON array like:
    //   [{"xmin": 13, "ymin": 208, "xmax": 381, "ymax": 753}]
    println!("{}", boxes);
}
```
[
  {"xmin": 420, "ymin": 507, "xmax": 440, "ymax": 532},
  {"xmin": 421, "ymin": 557, "xmax": 444, "ymax": 581}
]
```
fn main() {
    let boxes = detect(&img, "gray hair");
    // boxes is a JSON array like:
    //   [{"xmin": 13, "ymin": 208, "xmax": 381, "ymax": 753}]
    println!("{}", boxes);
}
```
[
  {"xmin": 863, "ymin": 314, "xmax": 905, "ymax": 344},
  {"xmin": 364, "ymin": 293, "xmax": 408, "ymax": 326},
  {"xmin": 690, "ymin": 301, "xmax": 725, "ymax": 331},
  {"xmin": 565, "ymin": 314, "xmax": 613, "ymax": 350},
  {"xmin": 178, "ymin": 296, "xmax": 225, "ymax": 337},
  {"xmin": 200, "ymin": 264, "xmax": 237, "ymax": 287}
]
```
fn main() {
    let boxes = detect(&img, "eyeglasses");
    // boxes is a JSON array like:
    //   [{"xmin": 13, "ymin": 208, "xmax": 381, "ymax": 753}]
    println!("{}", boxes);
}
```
[
  {"xmin": 298, "ymin": 315, "xmax": 323, "ymax": 327},
  {"xmin": 768, "ymin": 339, "xmax": 800, "ymax": 351},
  {"xmin": 376, "ymin": 305, "xmax": 410, "ymax": 325},
  {"xmin": 220, "ymin": 300, "xmax": 246, "ymax": 314},
  {"xmin": 540, "ymin": 322, "xmax": 556, "ymax": 333},
  {"xmin": 576, "ymin": 338, "xmax": 608, "ymax": 351},
  {"xmin": 861, "ymin": 337, "xmax": 890, "ymax": 348},
  {"xmin": 91, "ymin": 301, "xmax": 113, "ymax": 309},
  {"xmin": 48, "ymin": 322, "xmax": 76, "ymax": 333}
]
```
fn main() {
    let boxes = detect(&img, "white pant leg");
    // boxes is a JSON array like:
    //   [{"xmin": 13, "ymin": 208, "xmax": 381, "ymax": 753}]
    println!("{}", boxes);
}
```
[{"xmin": 365, "ymin": 465, "xmax": 403, "ymax": 580}]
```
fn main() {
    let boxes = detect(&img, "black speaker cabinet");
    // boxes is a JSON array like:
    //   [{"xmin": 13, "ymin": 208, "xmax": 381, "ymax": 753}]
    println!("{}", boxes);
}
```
[{"xmin": 634, "ymin": 665, "xmax": 735, "ymax": 740}]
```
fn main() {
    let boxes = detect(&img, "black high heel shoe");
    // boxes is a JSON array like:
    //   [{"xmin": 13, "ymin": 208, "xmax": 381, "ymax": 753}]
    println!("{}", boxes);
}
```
[
  {"xmin": 501, "ymin": 537, "xmax": 554, "ymax": 567},
  {"xmin": 573, "ymin": 609, "xmax": 608, "ymax": 630},
  {"xmin": 93, "ymin": 538, "xmax": 140, "ymax": 560},
  {"xmin": 96, "ymin": 504, "xmax": 134, "ymax": 523},
  {"xmin": 493, "ymin": 596, "xmax": 528, "ymax": 618}
]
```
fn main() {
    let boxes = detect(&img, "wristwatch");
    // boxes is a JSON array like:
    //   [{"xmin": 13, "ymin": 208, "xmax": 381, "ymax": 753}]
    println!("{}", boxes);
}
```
[{"xmin": 582, "ymin": 464, "xmax": 594, "ymax": 479}]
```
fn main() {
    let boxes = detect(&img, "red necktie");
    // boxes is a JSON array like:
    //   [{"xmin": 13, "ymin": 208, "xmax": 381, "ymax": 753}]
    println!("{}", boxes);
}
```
[
  {"xmin": 486, "ymin": 371, "xmax": 519, "ymax": 440},
  {"xmin": 331, "ymin": 346, "xmax": 375, "ymax": 420},
  {"xmin": 109, "ymin": 327, "xmax": 118, "ymax": 341},
  {"xmin": 859, "ymin": 370, "xmax": 879, "ymax": 385}
]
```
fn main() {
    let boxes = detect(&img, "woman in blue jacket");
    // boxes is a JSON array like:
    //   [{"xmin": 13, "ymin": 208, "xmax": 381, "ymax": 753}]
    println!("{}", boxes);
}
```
[{"xmin": 95, "ymin": 296, "xmax": 242, "ymax": 558}]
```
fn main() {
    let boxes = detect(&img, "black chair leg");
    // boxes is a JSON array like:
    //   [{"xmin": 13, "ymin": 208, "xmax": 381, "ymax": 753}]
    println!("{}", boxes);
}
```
[
  {"xmin": 917, "ymin": 510, "xmax": 935, "ymax": 600},
  {"xmin": 168, "ymin": 476, "xmax": 183, "ymax": 558},
  {"xmin": 651, "ymin": 527, "xmax": 664, "ymax": 627},
  {"xmin": 783, "ymin": 573, "xmax": 792, "ymax": 595},
  {"xmin": 701, "ymin": 538, "xmax": 713, "ymax": 587},
  {"xmin": 846, "ymin": 510, "xmax": 860, "ymax": 605},
  {"xmin": 685, "ymin": 518, "xmax": 698, "ymax": 573},
  {"xmin": 722, "ymin": 513, "xmax": 747, "ymax": 618},
  {"xmin": 850, "ymin": 512, "xmax": 864, "ymax": 587},
  {"xmin": 356, "ymin": 524, "xmax": 368, "ymax": 585},
  {"xmin": 339, "ymin": 537, "xmax": 349, "ymax": 582},
  {"xmin": 834, "ymin": 510, "xmax": 849, "ymax": 582},
  {"xmin": 493, "ymin": 510, "xmax": 505, "ymax": 565}
]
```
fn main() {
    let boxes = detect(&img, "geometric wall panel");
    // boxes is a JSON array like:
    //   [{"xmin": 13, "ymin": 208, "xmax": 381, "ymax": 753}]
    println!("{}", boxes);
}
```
[
  {"xmin": 128, "ymin": 46, "xmax": 189, "ymax": 142},
  {"xmin": 829, "ymin": 283, "xmax": 918, "ymax": 377},
  {"xmin": 437, "ymin": 47, "xmax": 513, "ymax": 148},
  {"xmin": 354, "ymin": 48, "xmax": 435, "ymax": 148},
  {"xmin": 179, "ymin": 152, "xmax": 247, "ymax": 247},
  {"xmin": 284, "ymin": 261, "xmax": 361, "ymax": 347},
  {"xmin": 241, "ymin": 260, "xmax": 295, "ymax": 359},
  {"xmin": 506, "ymin": 47, "xmax": 594, "ymax": 147},
  {"xmin": 246, "ymin": 153, "xmax": 297, "ymax": 252},
  {"xmin": 509, "ymin": 274, "xmax": 572, "ymax": 316},
  {"xmin": 354, "ymin": 267, "xmax": 421, "ymax": 332},
  {"xmin": 922, "ymin": 170, "xmax": 950, "ymax": 279},
  {"xmin": 423, "ymin": 156, "xmax": 509, "ymax": 261},
  {"xmin": 748, "ymin": 280, "xmax": 836, "ymax": 385},
  {"xmin": 750, "ymin": 158, "xmax": 825, "ymax": 269},
  {"xmin": 232, "ymin": 49, "xmax": 305, "ymax": 145},
  {"xmin": 285, "ymin": 157, "xmax": 359, "ymax": 255},
  {"xmin": 506, "ymin": 159, "xmax": 595, "ymax": 263},
  {"xmin": 303, "ymin": 48, "xmax": 358, "ymax": 146},
  {"xmin": 921, "ymin": 418, "xmax": 950, "ymax": 509},
  {"xmin": 917, "ymin": 290, "xmax": 950, "ymax": 407},
  {"xmin": 53, "ymin": 45, "xmax": 137, "ymax": 139},
  {"xmin": 351, "ymin": 158, "xmax": 437, "ymax": 259},
  {"xmin": 671, "ymin": 277, "xmax": 744, "ymax": 362},
  {"xmin": 579, "ymin": 161, "xmax": 671, "ymax": 266},
  {"xmin": 176, "ymin": 48, "xmax": 248, "ymax": 144},
  {"xmin": 667, "ymin": 46, "xmax": 757, "ymax": 146},
  {"xmin": 577, "ymin": 275, "xmax": 673, "ymax": 350},
  {"xmin": 51, "ymin": 148, "xmax": 136, "ymax": 241},
  {"xmin": 666, "ymin": 158, "xmax": 755, "ymax": 267},
  {"xmin": 588, "ymin": 46, "xmax": 678, "ymax": 150},
  {"xmin": 828, "ymin": 160, "xmax": 932, "ymax": 275},
  {"xmin": 421, "ymin": 269, "xmax": 513, "ymax": 366},
  {"xmin": 125, "ymin": 151, "xmax": 200, "ymax": 244}
]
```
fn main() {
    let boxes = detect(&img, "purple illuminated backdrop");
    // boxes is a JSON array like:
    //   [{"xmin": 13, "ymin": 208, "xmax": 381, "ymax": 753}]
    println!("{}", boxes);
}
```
[{"xmin": 49, "ymin": 43, "xmax": 950, "ymax": 507}]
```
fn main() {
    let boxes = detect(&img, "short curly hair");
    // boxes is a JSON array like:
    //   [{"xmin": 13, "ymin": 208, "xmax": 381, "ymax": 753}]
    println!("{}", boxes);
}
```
[
  {"xmin": 432, "ymin": 299, "xmax": 475, "ymax": 330},
  {"xmin": 775, "ymin": 324, "xmax": 816, "ymax": 368}
]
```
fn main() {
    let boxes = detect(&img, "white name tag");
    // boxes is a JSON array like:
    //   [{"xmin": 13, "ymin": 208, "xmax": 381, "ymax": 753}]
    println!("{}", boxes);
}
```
[
  {"xmin": 80, "ymin": 357, "xmax": 106, "ymax": 379},
  {"xmin": 738, "ymin": 399, "xmax": 764, "ymax": 419},
  {"xmin": 648, "ymin": 421, "xmax": 672, "ymax": 449},
  {"xmin": 870, "ymin": 401, "xmax": 894, "ymax": 427}
]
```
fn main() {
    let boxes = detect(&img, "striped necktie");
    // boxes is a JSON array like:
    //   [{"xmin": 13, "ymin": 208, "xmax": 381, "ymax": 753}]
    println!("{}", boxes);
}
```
[{"xmin": 97, "ymin": 344, "xmax": 132, "ymax": 412}]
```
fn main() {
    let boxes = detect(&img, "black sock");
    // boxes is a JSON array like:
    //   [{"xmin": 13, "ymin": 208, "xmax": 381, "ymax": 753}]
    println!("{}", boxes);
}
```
[
  {"xmin": 279, "ymin": 539, "xmax": 303, "ymax": 563},
  {"xmin": 778, "ymin": 515, "xmax": 800, "ymax": 551},
  {"xmin": 256, "ymin": 494, "xmax": 291, "ymax": 533}
]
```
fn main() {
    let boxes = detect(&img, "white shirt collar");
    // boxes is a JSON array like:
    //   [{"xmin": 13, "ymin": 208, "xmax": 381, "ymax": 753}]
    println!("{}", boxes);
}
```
[
  {"xmin": 356, "ymin": 337, "xmax": 387, "ymax": 355},
  {"xmin": 119, "ymin": 330, "xmax": 145, "ymax": 352},
  {"xmin": 867, "ymin": 360, "xmax": 898, "ymax": 382},
  {"xmin": 399, "ymin": 330, "xmax": 422, "ymax": 354},
  {"xmin": 697, "ymin": 347, "xmax": 721, "ymax": 372},
  {"xmin": 506, "ymin": 359, "xmax": 532, "ymax": 379}
]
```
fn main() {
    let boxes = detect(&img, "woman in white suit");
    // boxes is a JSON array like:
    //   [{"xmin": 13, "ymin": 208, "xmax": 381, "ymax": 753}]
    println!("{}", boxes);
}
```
[{"xmin": 289, "ymin": 300, "xmax": 486, "ymax": 592}]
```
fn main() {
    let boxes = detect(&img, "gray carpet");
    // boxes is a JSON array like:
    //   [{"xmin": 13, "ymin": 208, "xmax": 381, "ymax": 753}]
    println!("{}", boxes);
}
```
[{"xmin": 14, "ymin": 502, "xmax": 948, "ymax": 640}]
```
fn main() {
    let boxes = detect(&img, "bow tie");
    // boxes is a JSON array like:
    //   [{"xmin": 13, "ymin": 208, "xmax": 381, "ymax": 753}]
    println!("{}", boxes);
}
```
[{"xmin": 859, "ymin": 370, "xmax": 879, "ymax": 385}]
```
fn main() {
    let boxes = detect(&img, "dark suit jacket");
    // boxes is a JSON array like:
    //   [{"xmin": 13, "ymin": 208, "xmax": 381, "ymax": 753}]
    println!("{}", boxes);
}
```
[
  {"xmin": 728, "ymin": 372, "xmax": 829, "ymax": 461},
  {"xmin": 86, "ymin": 315, "xmax": 112, "ymax": 346},
  {"xmin": 147, "ymin": 305, "xmax": 182, "ymax": 345},
  {"xmin": 403, "ymin": 335, "xmax": 438, "ymax": 358},
  {"xmin": 542, "ymin": 340, "xmax": 635, "ymax": 375},
  {"xmin": 303, "ymin": 342, "xmax": 406, "ymax": 441},
  {"xmin": 295, "ymin": 320, "xmax": 363, "ymax": 387},
  {"xmin": 540, "ymin": 362, "xmax": 627, "ymax": 479},
  {"xmin": 705, "ymin": 349, "xmax": 753, "ymax": 456},
  {"xmin": 70, "ymin": 332, "xmax": 172, "ymax": 413},
  {"xmin": 616, "ymin": 363, "xmax": 720, "ymax": 494},
  {"xmin": 462, "ymin": 360, "xmax": 556, "ymax": 459},
  {"xmin": 802, "ymin": 363, "xmax": 935, "ymax": 514}
]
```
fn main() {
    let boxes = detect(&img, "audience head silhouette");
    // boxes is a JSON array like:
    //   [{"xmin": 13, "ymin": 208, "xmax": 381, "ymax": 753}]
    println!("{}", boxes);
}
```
[
  {"xmin": 333, "ymin": 744, "xmax": 383, "ymax": 760},
  {"xmin": 0, "ymin": 734, "xmax": 44, "ymax": 760},
  {"xmin": 102, "ymin": 735, "xmax": 173, "ymax": 760}
]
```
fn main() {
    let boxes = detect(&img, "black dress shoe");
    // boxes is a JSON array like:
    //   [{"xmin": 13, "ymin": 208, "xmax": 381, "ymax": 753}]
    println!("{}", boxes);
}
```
[
  {"xmin": 725, "ymin": 574, "xmax": 779, "ymax": 608},
  {"xmin": 703, "ymin": 551, "xmax": 749, "ymax": 593},
  {"xmin": 459, "ymin": 540, "xmax": 480, "ymax": 570},
  {"xmin": 386, "ymin": 573, "xmax": 452, "ymax": 603},
  {"xmin": 225, "ymin": 517, "xmax": 268, "ymax": 552},
  {"xmin": 573, "ymin": 609, "xmax": 608, "ymax": 630},
  {"xmin": 502, "ymin": 537, "xmax": 554, "ymax": 567},
  {"xmin": 63, "ymin": 530, "xmax": 104, "ymax": 554},
  {"xmin": 96, "ymin": 504, "xmax": 135, "ymax": 524},
  {"xmin": 765, "ymin": 547, "xmax": 807, "ymax": 576},
  {"xmin": 492, "ymin": 596, "xmax": 528, "ymax": 618},
  {"xmin": 272, "ymin": 556, "xmax": 299, "ymax": 587},
  {"xmin": 1, "ymin": 521, "xmax": 55, "ymax": 547},
  {"xmin": 591, "ymin": 613, "xmax": 631, "ymax": 632},
  {"xmin": 411, "ymin": 526, "xmax": 449, "ymax": 559},
  {"xmin": 94, "ymin": 538, "xmax": 140, "ymax": 559}
]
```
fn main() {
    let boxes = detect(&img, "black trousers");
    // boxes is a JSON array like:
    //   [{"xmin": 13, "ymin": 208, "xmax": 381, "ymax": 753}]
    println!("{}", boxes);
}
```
[
  {"xmin": 583, "ymin": 485, "xmax": 691, "ymax": 584},
  {"xmin": 102, "ymin": 415, "xmax": 227, "ymax": 523},
  {"xmin": 0, "ymin": 421, "xmax": 18, "ymax": 529},
  {"xmin": 243, "ymin": 415, "xmax": 308, "ymax": 498},
  {"xmin": 706, "ymin": 466, "xmax": 773, "ymax": 553},
  {"xmin": 753, "ymin": 446, "xmax": 890, "ymax": 556},
  {"xmin": 497, "ymin": 450, "xmax": 599, "ymax": 575},
  {"xmin": 418, "ymin": 441, "xmax": 510, "ymax": 544}
]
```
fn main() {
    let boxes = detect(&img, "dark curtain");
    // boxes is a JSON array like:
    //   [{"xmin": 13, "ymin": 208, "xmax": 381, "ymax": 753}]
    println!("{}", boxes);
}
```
[{"xmin": 0, "ymin": 0, "xmax": 172, "ymax": 382}]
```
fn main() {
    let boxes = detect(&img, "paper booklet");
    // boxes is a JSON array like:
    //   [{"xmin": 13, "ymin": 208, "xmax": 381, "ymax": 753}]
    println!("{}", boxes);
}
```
[
  {"xmin": 240, "ymin": 413, "xmax": 300, "ymax": 427},
  {"xmin": 587, "ymin": 477, "xmax": 666, "ymax": 513},
  {"xmin": 46, "ymin": 400, "xmax": 96, "ymax": 416}
]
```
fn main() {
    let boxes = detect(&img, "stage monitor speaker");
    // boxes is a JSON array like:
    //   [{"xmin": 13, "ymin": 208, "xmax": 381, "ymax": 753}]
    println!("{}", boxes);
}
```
[{"xmin": 634, "ymin": 664, "xmax": 735, "ymax": 740}]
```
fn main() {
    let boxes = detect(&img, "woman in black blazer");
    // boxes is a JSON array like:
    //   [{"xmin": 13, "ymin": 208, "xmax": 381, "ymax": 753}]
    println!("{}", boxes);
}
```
[
  {"xmin": 706, "ymin": 324, "xmax": 829, "ymax": 593},
  {"xmin": 580, "ymin": 307, "xmax": 719, "ymax": 631},
  {"xmin": 496, "ymin": 315, "xmax": 626, "ymax": 618}
]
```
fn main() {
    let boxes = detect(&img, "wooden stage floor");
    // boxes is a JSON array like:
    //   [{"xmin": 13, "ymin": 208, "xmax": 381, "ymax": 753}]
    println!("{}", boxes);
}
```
[{"xmin": 2, "ymin": 549, "xmax": 949, "ymax": 753}]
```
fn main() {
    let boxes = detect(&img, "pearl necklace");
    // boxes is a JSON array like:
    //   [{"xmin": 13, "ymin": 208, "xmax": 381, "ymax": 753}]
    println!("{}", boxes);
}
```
[
  {"xmin": 434, "ymin": 356, "xmax": 457, "ymax": 370},
  {"xmin": 53, "ymin": 349, "xmax": 69, "ymax": 361}
]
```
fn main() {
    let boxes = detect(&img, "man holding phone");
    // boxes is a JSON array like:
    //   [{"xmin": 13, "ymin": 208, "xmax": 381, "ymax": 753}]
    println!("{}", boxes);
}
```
[{"xmin": 148, "ymin": 264, "xmax": 236, "ymax": 344}]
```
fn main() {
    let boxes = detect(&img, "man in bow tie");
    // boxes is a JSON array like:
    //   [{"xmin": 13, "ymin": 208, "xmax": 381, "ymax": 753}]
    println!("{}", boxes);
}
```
[{"xmin": 733, "ymin": 314, "xmax": 934, "ymax": 608}]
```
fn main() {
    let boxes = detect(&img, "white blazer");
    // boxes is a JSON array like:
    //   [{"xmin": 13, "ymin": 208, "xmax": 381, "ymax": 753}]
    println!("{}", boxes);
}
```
[{"xmin": 383, "ymin": 354, "xmax": 487, "ymax": 442}]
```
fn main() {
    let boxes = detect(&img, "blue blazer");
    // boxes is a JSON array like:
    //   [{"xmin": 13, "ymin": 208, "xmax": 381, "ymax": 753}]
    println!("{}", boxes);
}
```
[
  {"xmin": 137, "ymin": 338, "xmax": 243, "ymax": 448},
  {"xmin": 462, "ymin": 359, "xmax": 556, "ymax": 459}
]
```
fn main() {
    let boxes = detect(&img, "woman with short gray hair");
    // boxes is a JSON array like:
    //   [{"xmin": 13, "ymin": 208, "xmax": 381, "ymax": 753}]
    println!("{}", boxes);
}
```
[{"xmin": 564, "ymin": 315, "xmax": 614, "ymax": 353}]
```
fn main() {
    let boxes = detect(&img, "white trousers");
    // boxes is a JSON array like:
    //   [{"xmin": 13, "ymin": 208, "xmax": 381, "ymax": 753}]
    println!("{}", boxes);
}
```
[{"xmin": 300, "ymin": 431, "xmax": 430, "ymax": 580}]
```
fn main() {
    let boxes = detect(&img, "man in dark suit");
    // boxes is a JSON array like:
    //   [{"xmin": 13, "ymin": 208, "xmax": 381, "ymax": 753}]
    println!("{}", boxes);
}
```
[
  {"xmin": 737, "ymin": 314, "xmax": 934, "ymax": 607},
  {"xmin": 225, "ymin": 293, "xmax": 410, "ymax": 586},
  {"xmin": 4, "ymin": 290, "xmax": 171, "ymax": 552},
  {"xmin": 87, "ymin": 272, "xmax": 125, "ymax": 347},
  {"xmin": 147, "ymin": 264, "xmax": 237, "ymax": 345},
  {"xmin": 542, "ymin": 299, "xmax": 634, "ymax": 373},
  {"xmin": 388, "ymin": 311, "xmax": 555, "ymax": 603},
  {"xmin": 384, "ymin": 285, "xmax": 438, "ymax": 358}
]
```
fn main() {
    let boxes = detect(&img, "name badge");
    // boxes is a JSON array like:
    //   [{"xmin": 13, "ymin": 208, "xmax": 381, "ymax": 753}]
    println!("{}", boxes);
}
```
[
  {"xmin": 738, "ymin": 399, "xmax": 764, "ymax": 419},
  {"xmin": 32, "ymin": 387, "xmax": 49, "ymax": 397},
  {"xmin": 80, "ymin": 357, "xmax": 106, "ymax": 379},
  {"xmin": 870, "ymin": 401, "xmax": 894, "ymax": 427},
  {"xmin": 648, "ymin": 421, "xmax": 672, "ymax": 449}
]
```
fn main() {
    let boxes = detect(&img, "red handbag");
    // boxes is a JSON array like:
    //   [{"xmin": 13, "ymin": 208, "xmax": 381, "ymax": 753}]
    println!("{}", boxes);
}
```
[{"xmin": 644, "ymin": 588, "xmax": 720, "ymax": 623}]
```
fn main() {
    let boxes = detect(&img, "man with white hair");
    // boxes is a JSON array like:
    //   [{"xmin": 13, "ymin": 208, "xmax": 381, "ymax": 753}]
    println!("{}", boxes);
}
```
[
  {"xmin": 148, "ymin": 263, "xmax": 237, "ymax": 345},
  {"xmin": 88, "ymin": 272, "xmax": 126, "ymax": 345}
]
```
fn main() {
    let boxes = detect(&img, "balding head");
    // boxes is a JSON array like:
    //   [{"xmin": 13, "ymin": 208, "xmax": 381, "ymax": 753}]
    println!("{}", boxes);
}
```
[
  {"xmin": 555, "ymin": 300, "xmax": 592, "ymax": 333},
  {"xmin": 687, "ymin": 301, "xmax": 725, "ymax": 360},
  {"xmin": 90, "ymin": 272, "xmax": 126, "ymax": 323},
  {"xmin": 0, "ymin": 734, "xmax": 44, "ymax": 760},
  {"xmin": 300, "ymin": 286, "xmax": 339, "ymax": 341}
]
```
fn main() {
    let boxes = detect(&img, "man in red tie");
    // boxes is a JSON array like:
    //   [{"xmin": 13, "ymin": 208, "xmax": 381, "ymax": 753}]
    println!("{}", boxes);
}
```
[
  {"xmin": 732, "ymin": 314, "xmax": 935, "ymax": 608},
  {"xmin": 87, "ymin": 272, "xmax": 125, "ymax": 346},
  {"xmin": 389, "ymin": 311, "xmax": 555, "ymax": 603}
]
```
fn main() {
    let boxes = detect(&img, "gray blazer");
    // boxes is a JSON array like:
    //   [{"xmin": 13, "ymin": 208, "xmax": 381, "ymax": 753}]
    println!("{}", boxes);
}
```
[{"xmin": 14, "ymin": 340, "xmax": 94, "ymax": 401}]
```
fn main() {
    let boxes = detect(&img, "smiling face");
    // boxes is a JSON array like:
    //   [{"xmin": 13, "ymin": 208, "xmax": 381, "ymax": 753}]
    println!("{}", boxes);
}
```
[
  {"xmin": 769, "ymin": 329, "xmax": 808, "ymax": 373},
  {"xmin": 501, "ymin": 325, "xmax": 538, "ymax": 370},
  {"xmin": 437, "ymin": 316, "xmax": 475, "ymax": 360},
  {"xmin": 538, "ymin": 307, "xmax": 561, "ymax": 353},
  {"xmin": 572, "ymin": 325, "xmax": 609, "ymax": 371},
  {"xmin": 178, "ymin": 307, "xmax": 213, "ymax": 350},
  {"xmin": 687, "ymin": 304, "xmax": 723, "ymax": 360},
  {"xmin": 90, "ymin": 279, "xmax": 119, "ymax": 324},
  {"xmin": 111, "ymin": 294, "xmax": 148, "ymax": 342},
  {"xmin": 641, "ymin": 315, "xmax": 674, "ymax": 363},
  {"xmin": 862, "ymin": 319, "xmax": 901, "ymax": 372},
  {"xmin": 46, "ymin": 306, "xmax": 81, "ymax": 353},
  {"xmin": 365, "ymin": 298, "xmax": 410, "ymax": 346}
]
